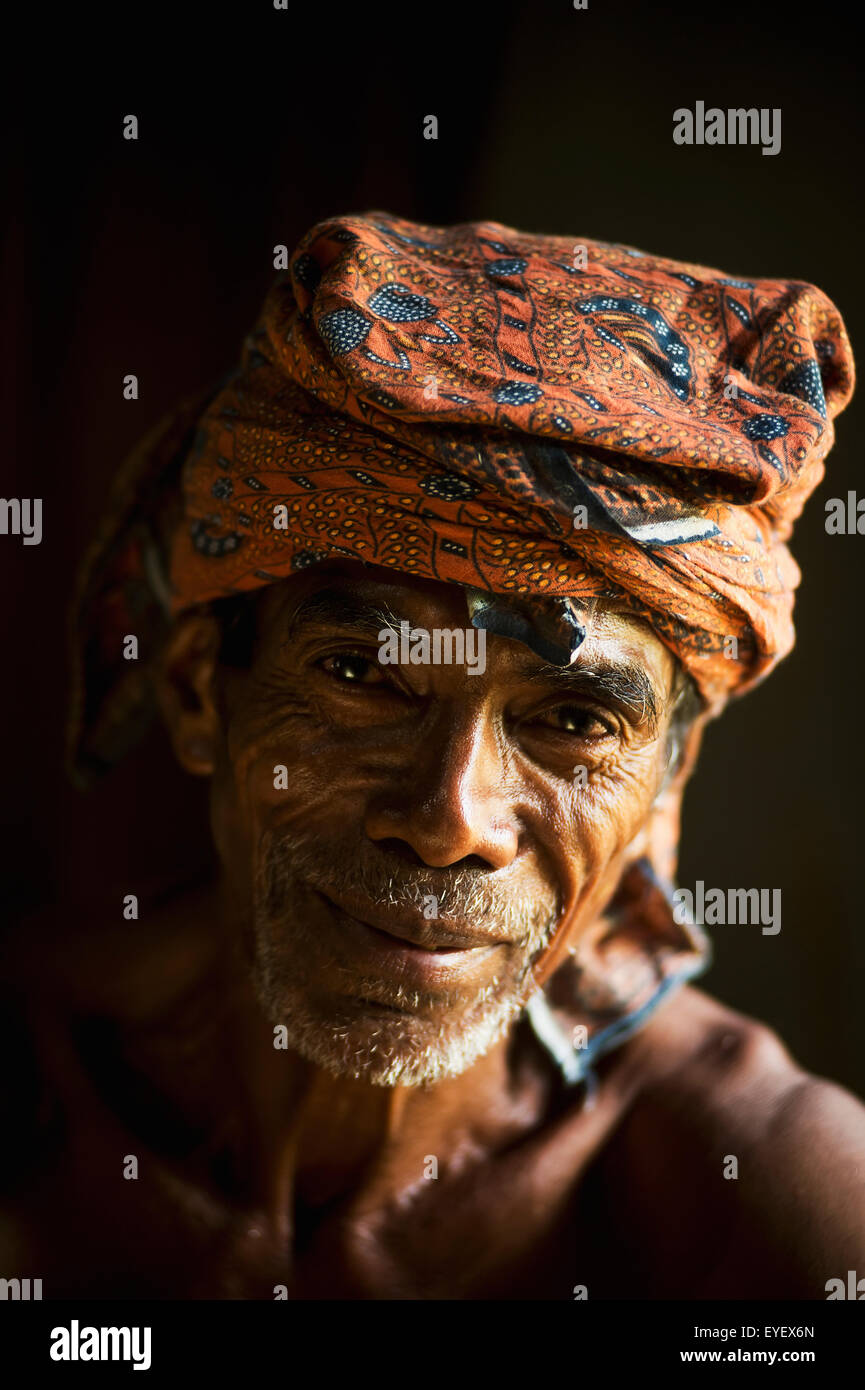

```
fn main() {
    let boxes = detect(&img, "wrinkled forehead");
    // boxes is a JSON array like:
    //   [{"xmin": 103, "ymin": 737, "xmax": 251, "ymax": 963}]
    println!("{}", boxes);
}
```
[{"xmin": 252, "ymin": 561, "xmax": 677, "ymax": 696}]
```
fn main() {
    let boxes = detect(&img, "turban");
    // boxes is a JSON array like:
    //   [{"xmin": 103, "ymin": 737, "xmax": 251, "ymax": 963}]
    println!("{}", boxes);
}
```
[
  {"xmin": 67, "ymin": 212, "xmax": 854, "ymax": 1075},
  {"xmin": 182, "ymin": 213, "xmax": 853, "ymax": 679}
]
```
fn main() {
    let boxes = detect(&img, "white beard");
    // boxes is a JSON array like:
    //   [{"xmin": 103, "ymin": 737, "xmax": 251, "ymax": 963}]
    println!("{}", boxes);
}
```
[
  {"xmin": 247, "ymin": 827, "xmax": 560, "ymax": 1087},
  {"xmin": 253, "ymin": 952, "xmax": 534, "ymax": 1087}
]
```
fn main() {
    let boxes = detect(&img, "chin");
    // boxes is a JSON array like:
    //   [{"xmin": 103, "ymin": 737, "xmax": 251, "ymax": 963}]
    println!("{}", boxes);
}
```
[{"xmin": 261, "ymin": 981, "xmax": 525, "ymax": 1088}]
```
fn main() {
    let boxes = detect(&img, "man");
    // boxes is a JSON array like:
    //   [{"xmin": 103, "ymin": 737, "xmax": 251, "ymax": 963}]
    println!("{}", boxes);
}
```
[{"xmin": 4, "ymin": 212, "xmax": 865, "ymax": 1299}]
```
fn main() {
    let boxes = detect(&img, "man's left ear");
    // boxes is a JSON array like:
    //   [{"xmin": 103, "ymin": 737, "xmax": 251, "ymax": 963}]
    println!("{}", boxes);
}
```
[{"xmin": 152, "ymin": 612, "xmax": 223, "ymax": 776}]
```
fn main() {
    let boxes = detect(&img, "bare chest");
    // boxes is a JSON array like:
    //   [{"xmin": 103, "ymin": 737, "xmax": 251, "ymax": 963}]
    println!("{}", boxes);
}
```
[{"xmin": 19, "ymin": 1108, "xmax": 610, "ymax": 1301}]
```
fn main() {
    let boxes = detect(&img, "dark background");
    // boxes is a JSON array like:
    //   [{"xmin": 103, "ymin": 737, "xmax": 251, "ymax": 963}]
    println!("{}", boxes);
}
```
[{"xmin": 3, "ymin": 0, "xmax": 862, "ymax": 1092}]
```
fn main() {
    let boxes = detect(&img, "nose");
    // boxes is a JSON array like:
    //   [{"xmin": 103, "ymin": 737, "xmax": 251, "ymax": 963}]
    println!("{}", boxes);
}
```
[{"xmin": 363, "ymin": 708, "xmax": 521, "ymax": 870}]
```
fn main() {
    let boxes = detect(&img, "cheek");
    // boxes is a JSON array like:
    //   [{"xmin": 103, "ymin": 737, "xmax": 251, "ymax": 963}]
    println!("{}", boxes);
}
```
[
  {"xmin": 537, "ymin": 741, "xmax": 667, "ymax": 905},
  {"xmin": 209, "ymin": 683, "xmax": 382, "ymax": 865},
  {"xmin": 583, "ymin": 741, "xmax": 666, "ymax": 840}
]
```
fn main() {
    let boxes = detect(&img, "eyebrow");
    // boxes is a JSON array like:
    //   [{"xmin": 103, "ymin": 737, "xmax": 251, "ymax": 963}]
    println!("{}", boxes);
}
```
[
  {"xmin": 516, "ymin": 656, "xmax": 661, "ymax": 734},
  {"xmin": 280, "ymin": 588, "xmax": 663, "ymax": 732},
  {"xmin": 280, "ymin": 589, "xmax": 403, "ymax": 644}
]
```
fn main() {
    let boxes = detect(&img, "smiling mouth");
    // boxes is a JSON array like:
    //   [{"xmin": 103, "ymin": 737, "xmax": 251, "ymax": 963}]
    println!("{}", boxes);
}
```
[
  {"xmin": 308, "ymin": 887, "xmax": 507, "ymax": 977},
  {"xmin": 310, "ymin": 886, "xmax": 502, "ymax": 954}
]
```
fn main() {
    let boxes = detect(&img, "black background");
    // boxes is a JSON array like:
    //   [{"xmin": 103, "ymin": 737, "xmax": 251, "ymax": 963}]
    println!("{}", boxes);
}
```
[{"xmin": 3, "ymin": 0, "xmax": 862, "ymax": 1093}]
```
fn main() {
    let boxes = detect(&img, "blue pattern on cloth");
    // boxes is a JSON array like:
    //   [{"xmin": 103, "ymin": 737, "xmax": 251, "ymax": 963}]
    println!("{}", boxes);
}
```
[{"xmin": 525, "ymin": 947, "xmax": 710, "ymax": 1097}]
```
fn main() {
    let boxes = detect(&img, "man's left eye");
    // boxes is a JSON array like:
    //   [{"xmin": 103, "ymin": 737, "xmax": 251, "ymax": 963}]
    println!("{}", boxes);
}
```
[
  {"xmin": 537, "ymin": 705, "xmax": 613, "ymax": 738},
  {"xmin": 319, "ymin": 651, "xmax": 385, "ymax": 685}
]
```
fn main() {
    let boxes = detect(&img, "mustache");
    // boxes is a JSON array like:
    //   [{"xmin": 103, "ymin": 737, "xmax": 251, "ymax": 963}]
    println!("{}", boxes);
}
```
[{"xmin": 254, "ymin": 826, "xmax": 561, "ymax": 946}]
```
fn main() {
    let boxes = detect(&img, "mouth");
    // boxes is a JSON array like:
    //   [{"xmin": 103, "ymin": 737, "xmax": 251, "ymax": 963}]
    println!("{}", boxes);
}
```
[
  {"xmin": 308, "ymin": 886, "xmax": 506, "ymax": 985},
  {"xmin": 311, "ymin": 887, "xmax": 504, "ymax": 952}
]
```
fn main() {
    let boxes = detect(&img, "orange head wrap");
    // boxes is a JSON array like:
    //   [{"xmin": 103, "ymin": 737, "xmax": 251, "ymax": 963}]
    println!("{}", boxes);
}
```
[
  {"xmin": 174, "ymin": 213, "xmax": 853, "ymax": 697},
  {"xmin": 70, "ymin": 210, "xmax": 854, "ymax": 784}
]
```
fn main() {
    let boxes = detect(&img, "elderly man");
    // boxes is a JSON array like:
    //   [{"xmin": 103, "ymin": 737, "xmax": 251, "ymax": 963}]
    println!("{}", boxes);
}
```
[{"xmin": 6, "ymin": 213, "xmax": 865, "ymax": 1301}]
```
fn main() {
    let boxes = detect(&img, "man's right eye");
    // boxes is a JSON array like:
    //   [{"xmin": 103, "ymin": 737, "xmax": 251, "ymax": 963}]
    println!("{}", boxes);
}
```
[{"xmin": 318, "ymin": 651, "xmax": 386, "ymax": 685}]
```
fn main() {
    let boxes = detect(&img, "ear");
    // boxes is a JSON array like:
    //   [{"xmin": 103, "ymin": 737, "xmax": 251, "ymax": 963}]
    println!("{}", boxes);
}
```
[{"xmin": 152, "ymin": 612, "xmax": 223, "ymax": 776}]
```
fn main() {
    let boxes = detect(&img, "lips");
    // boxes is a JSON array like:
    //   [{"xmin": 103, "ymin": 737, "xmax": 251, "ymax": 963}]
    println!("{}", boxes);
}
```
[
  {"xmin": 305, "ymin": 884, "xmax": 507, "ymax": 995},
  {"xmin": 310, "ymin": 886, "xmax": 502, "ymax": 953}
]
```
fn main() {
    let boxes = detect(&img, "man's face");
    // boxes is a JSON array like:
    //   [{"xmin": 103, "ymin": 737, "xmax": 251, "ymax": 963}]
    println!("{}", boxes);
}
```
[{"xmin": 193, "ymin": 564, "xmax": 679, "ymax": 1086}]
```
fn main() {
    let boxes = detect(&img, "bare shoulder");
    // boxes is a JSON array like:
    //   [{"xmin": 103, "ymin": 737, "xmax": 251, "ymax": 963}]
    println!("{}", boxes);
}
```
[
  {"xmin": 631, "ymin": 984, "xmax": 865, "ymax": 1134},
  {"xmin": 597, "ymin": 986, "xmax": 865, "ymax": 1297}
]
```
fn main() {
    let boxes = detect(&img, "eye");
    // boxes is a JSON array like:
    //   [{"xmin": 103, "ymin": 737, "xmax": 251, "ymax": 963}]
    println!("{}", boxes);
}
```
[
  {"xmin": 318, "ymin": 651, "xmax": 385, "ymax": 685},
  {"xmin": 535, "ymin": 704, "xmax": 614, "ymax": 738}
]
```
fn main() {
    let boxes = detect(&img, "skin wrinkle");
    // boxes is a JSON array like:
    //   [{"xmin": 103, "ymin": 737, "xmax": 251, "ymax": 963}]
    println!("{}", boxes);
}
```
[
  {"xmin": 249, "ymin": 823, "xmax": 561, "ymax": 1088},
  {"xmin": 275, "ymin": 589, "xmax": 664, "ymax": 738},
  {"xmin": 192, "ymin": 564, "xmax": 685, "ymax": 1090},
  {"xmin": 521, "ymin": 658, "xmax": 658, "ymax": 735}
]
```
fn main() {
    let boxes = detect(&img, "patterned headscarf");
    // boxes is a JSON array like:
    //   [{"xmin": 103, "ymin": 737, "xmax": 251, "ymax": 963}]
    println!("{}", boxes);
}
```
[{"xmin": 68, "ymin": 212, "xmax": 854, "ymax": 1075}]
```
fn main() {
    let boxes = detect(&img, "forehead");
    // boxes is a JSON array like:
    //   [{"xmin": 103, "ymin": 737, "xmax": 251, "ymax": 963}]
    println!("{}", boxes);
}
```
[{"xmin": 255, "ymin": 562, "xmax": 676, "ymax": 696}]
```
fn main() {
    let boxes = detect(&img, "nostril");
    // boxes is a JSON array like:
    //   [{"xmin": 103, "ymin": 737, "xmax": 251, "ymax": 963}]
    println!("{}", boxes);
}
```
[
  {"xmin": 372, "ymin": 838, "xmax": 431, "ymax": 868},
  {"xmin": 373, "ymin": 838, "xmax": 491, "ymax": 873},
  {"xmin": 452, "ymin": 853, "xmax": 491, "ymax": 872}
]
